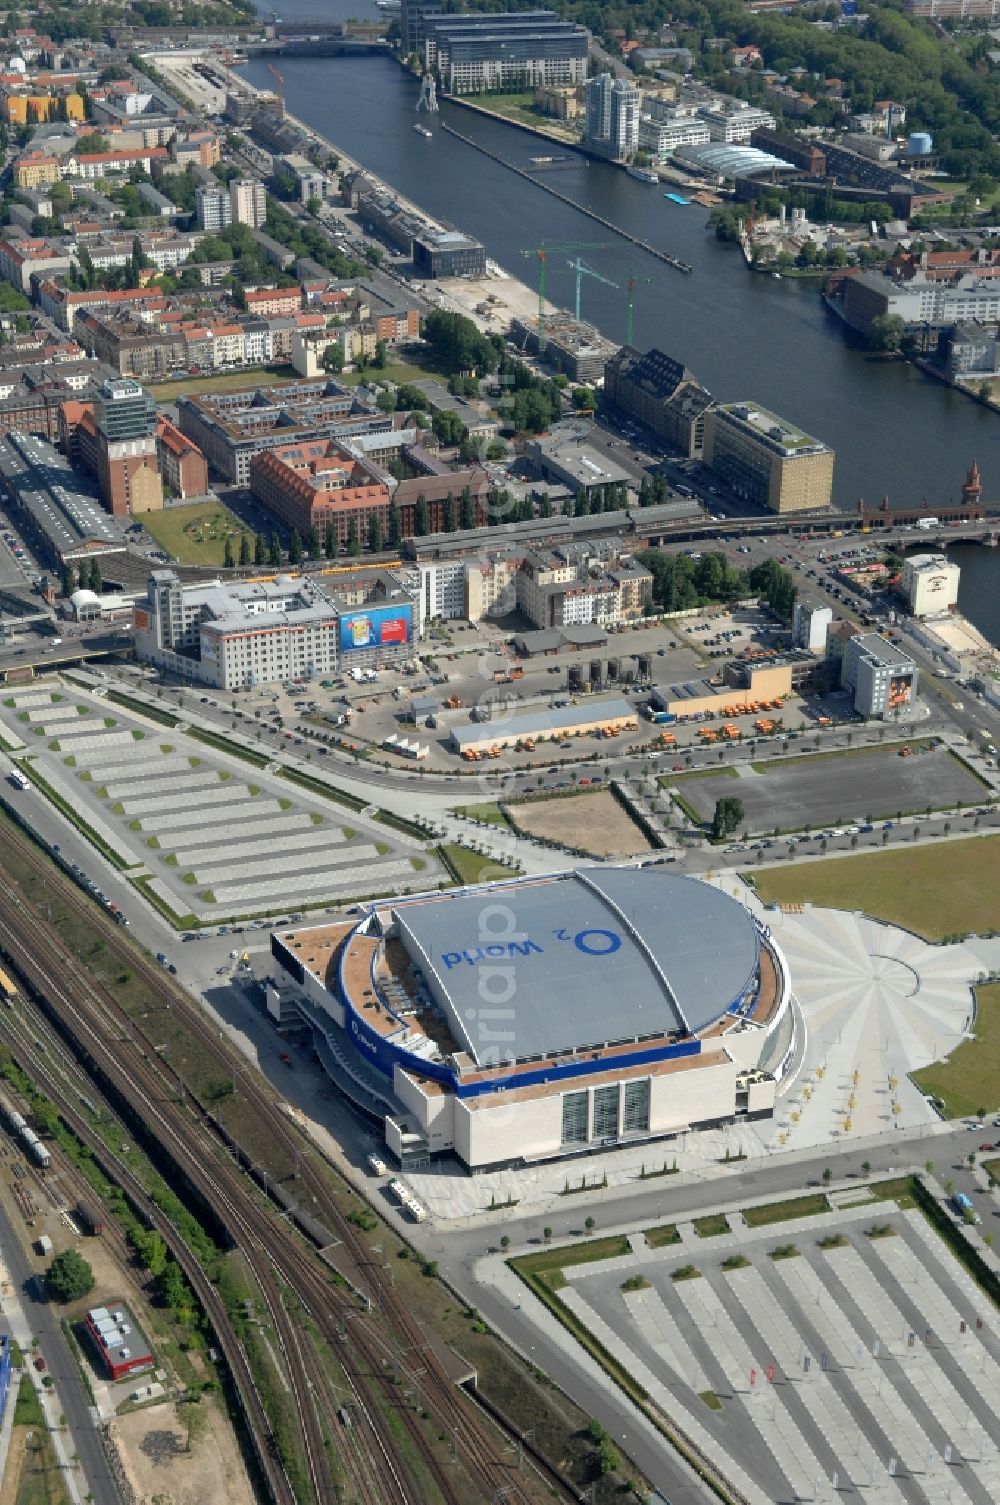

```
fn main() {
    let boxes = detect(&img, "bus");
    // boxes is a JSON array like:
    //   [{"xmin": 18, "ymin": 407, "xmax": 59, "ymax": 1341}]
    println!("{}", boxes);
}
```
[{"xmin": 7, "ymin": 769, "xmax": 30, "ymax": 790}]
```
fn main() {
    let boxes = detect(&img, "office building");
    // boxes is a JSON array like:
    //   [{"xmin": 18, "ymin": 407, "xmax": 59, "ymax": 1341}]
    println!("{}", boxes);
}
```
[
  {"xmin": 249, "ymin": 438, "xmax": 391, "ymax": 546},
  {"xmin": 401, "ymin": 0, "xmax": 441, "ymax": 55},
  {"xmin": 840, "ymin": 633, "xmax": 918, "ymax": 719},
  {"xmin": 585, "ymin": 73, "xmax": 640, "ymax": 159},
  {"xmin": 604, "ymin": 346, "xmax": 715, "ymax": 458},
  {"xmin": 229, "ymin": 177, "xmax": 267, "ymax": 229},
  {"xmin": 135, "ymin": 569, "xmax": 341, "ymax": 688},
  {"xmin": 702, "ymin": 403, "xmax": 834, "ymax": 513},
  {"xmin": 134, "ymin": 568, "xmax": 414, "ymax": 687},
  {"xmin": 412, "ymin": 228, "xmax": 486, "ymax": 280},
  {"xmin": 901, "ymin": 553, "xmax": 960, "ymax": 618},
  {"xmin": 791, "ymin": 599, "xmax": 833, "ymax": 654},
  {"xmin": 424, "ymin": 12, "xmax": 589, "ymax": 96},
  {"xmin": 93, "ymin": 377, "xmax": 163, "ymax": 517},
  {"xmin": 195, "ymin": 184, "xmax": 232, "ymax": 232},
  {"xmin": 697, "ymin": 102, "xmax": 776, "ymax": 143}
]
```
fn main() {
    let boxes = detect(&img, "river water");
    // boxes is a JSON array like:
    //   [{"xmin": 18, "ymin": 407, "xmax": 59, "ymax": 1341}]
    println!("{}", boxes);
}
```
[{"xmin": 239, "ymin": 31, "xmax": 1000, "ymax": 642}]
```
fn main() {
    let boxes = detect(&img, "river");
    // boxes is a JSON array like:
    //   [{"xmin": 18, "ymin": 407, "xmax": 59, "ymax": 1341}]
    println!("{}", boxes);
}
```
[{"xmin": 239, "ymin": 32, "xmax": 1000, "ymax": 642}]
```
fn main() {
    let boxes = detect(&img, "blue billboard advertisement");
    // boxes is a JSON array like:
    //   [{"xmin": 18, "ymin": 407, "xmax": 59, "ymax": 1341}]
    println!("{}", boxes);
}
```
[{"xmin": 339, "ymin": 604, "xmax": 412, "ymax": 654}]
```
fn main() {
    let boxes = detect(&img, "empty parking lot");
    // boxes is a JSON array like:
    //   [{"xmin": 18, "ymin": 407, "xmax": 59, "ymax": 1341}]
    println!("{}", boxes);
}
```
[{"xmin": 667, "ymin": 743, "xmax": 986, "ymax": 834}]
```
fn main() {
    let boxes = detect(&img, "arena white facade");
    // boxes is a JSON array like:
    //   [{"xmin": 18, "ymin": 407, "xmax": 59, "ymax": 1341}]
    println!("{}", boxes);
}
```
[{"xmin": 269, "ymin": 869, "xmax": 795, "ymax": 1172}]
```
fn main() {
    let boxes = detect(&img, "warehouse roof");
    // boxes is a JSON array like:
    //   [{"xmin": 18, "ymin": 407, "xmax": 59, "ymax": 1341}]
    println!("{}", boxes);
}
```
[
  {"xmin": 449, "ymin": 696, "xmax": 635, "ymax": 749},
  {"xmin": 394, "ymin": 869, "xmax": 761, "ymax": 1062}
]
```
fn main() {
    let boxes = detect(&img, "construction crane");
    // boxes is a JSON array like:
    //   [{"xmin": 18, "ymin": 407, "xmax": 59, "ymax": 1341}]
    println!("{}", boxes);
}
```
[
  {"xmin": 266, "ymin": 61, "xmax": 284, "ymax": 102},
  {"xmin": 566, "ymin": 257, "xmax": 619, "ymax": 323},
  {"xmin": 521, "ymin": 240, "xmax": 612, "ymax": 353},
  {"xmin": 625, "ymin": 273, "xmax": 654, "ymax": 347}
]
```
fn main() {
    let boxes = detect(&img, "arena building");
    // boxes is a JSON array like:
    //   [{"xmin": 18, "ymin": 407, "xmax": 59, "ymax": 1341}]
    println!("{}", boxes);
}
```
[{"xmin": 269, "ymin": 869, "xmax": 794, "ymax": 1171}]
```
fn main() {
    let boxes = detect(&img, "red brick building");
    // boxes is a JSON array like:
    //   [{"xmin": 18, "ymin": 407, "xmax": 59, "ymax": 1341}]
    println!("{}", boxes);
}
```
[
  {"xmin": 250, "ymin": 438, "xmax": 391, "ymax": 544},
  {"xmin": 157, "ymin": 415, "xmax": 210, "ymax": 499}
]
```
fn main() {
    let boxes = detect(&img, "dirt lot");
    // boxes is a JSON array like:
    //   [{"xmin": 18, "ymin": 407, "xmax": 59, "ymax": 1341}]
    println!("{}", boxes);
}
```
[
  {"xmin": 669, "ymin": 743, "xmax": 985, "ymax": 834},
  {"xmin": 110, "ymin": 1397, "xmax": 254, "ymax": 1505},
  {"xmin": 509, "ymin": 789, "xmax": 653, "ymax": 857}
]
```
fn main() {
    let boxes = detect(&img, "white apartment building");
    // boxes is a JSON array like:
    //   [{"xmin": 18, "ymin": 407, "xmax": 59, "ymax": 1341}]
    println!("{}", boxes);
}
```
[
  {"xmin": 638, "ymin": 114, "xmax": 711, "ymax": 155},
  {"xmin": 585, "ymin": 73, "xmax": 640, "ymax": 158},
  {"xmin": 697, "ymin": 102, "xmax": 776, "ymax": 142},
  {"xmin": 196, "ymin": 184, "xmax": 232, "ymax": 232},
  {"xmin": 230, "ymin": 177, "xmax": 267, "ymax": 229}
]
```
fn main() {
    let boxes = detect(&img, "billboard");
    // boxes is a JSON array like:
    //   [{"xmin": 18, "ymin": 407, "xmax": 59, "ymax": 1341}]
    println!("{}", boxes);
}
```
[{"xmin": 339, "ymin": 604, "xmax": 412, "ymax": 655}]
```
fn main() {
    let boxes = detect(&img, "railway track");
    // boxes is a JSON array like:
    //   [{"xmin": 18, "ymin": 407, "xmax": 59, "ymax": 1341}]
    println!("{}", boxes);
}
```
[
  {"xmin": 0, "ymin": 1001, "xmax": 301, "ymax": 1505},
  {"xmin": 0, "ymin": 818, "xmax": 558, "ymax": 1504}
]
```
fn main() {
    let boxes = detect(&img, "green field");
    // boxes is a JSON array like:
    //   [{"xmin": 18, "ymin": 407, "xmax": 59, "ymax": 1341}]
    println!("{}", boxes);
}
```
[
  {"xmin": 335, "ymin": 358, "xmax": 442, "ymax": 388},
  {"xmin": 142, "ymin": 501, "xmax": 251, "ymax": 567},
  {"xmin": 912, "ymin": 983, "xmax": 1000, "ymax": 1119},
  {"xmin": 146, "ymin": 365, "xmax": 296, "ymax": 400},
  {"xmin": 752, "ymin": 834, "xmax": 1000, "ymax": 941}
]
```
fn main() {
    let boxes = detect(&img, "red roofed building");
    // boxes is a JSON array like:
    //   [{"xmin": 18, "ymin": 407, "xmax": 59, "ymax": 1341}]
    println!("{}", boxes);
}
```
[
  {"xmin": 244, "ymin": 285, "xmax": 302, "ymax": 317},
  {"xmin": 67, "ymin": 147, "xmax": 169, "ymax": 181},
  {"xmin": 250, "ymin": 438, "xmax": 391, "ymax": 543}
]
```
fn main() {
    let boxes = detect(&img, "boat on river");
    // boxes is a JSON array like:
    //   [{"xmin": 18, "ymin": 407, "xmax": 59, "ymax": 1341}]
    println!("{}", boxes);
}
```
[{"xmin": 664, "ymin": 191, "xmax": 690, "ymax": 206}]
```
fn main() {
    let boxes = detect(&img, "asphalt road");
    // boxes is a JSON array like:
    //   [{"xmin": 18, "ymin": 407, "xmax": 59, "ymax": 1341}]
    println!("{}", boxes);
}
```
[{"xmin": 0, "ymin": 1191, "xmax": 121, "ymax": 1502}]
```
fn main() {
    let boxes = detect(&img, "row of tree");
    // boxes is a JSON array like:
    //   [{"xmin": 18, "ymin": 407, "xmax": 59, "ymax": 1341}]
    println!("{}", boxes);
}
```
[{"xmin": 643, "ymin": 548, "xmax": 797, "ymax": 619}]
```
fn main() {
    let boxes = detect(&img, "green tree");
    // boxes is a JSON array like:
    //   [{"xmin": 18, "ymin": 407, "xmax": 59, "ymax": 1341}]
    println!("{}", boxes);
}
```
[
  {"xmin": 573, "ymin": 386, "xmax": 596, "ymax": 410},
  {"xmin": 223, "ymin": 536, "xmax": 234, "ymax": 569},
  {"xmin": 254, "ymin": 533, "xmax": 266, "ymax": 567},
  {"xmin": 324, "ymin": 521, "xmax": 336, "ymax": 559},
  {"xmin": 373, "ymin": 339, "xmax": 388, "ymax": 369},
  {"xmin": 88, "ymin": 560, "xmax": 102, "ymax": 594},
  {"xmin": 62, "ymin": 563, "xmax": 75, "ymax": 597},
  {"xmin": 414, "ymin": 493, "xmax": 430, "ymax": 537},
  {"xmin": 322, "ymin": 343, "xmax": 344, "ymax": 374},
  {"xmin": 288, "ymin": 529, "xmax": 303, "ymax": 566},
  {"xmin": 308, "ymin": 524, "xmax": 321, "ymax": 560},
  {"xmin": 389, "ymin": 503, "xmax": 403, "ymax": 549},
  {"xmin": 712, "ymin": 796, "xmax": 745, "ymax": 840},
  {"xmin": 869, "ymin": 314, "xmax": 906, "ymax": 353},
  {"xmin": 347, "ymin": 519, "xmax": 361, "ymax": 557},
  {"xmin": 46, "ymin": 1249, "xmax": 94, "ymax": 1303},
  {"xmin": 268, "ymin": 531, "xmax": 282, "ymax": 567},
  {"xmin": 238, "ymin": 533, "xmax": 251, "ymax": 567},
  {"xmin": 368, "ymin": 513, "xmax": 383, "ymax": 553}
]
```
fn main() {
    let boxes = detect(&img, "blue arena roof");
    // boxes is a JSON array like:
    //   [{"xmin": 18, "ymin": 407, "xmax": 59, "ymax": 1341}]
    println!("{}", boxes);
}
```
[{"xmin": 393, "ymin": 869, "xmax": 760, "ymax": 1065}]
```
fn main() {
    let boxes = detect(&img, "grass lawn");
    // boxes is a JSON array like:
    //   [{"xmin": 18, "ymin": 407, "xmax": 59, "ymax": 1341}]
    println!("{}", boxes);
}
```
[
  {"xmin": 742, "ymin": 1194, "xmax": 830, "ymax": 1228},
  {"xmin": 146, "ymin": 365, "xmax": 296, "ymax": 400},
  {"xmin": 142, "ymin": 500, "xmax": 251, "ymax": 567},
  {"xmin": 452, "ymin": 802, "xmax": 510, "ymax": 828},
  {"xmin": 439, "ymin": 842, "xmax": 521, "ymax": 886},
  {"xmin": 513, "ymin": 1235, "xmax": 631, "ymax": 1278},
  {"xmin": 751, "ymin": 834, "xmax": 1000, "ymax": 941},
  {"xmin": 644, "ymin": 1223, "xmax": 680, "ymax": 1249},
  {"xmin": 911, "ymin": 983, "xmax": 1000, "ymax": 1119},
  {"xmin": 864, "ymin": 1176, "xmax": 918, "ymax": 1209},
  {"xmin": 692, "ymin": 1213, "xmax": 730, "ymax": 1238},
  {"xmin": 336, "ymin": 358, "xmax": 443, "ymax": 387}
]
